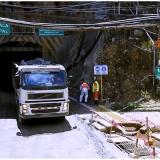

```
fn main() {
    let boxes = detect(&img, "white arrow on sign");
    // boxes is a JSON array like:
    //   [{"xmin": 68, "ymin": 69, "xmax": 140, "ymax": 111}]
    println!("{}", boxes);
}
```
[{"xmin": 95, "ymin": 66, "xmax": 100, "ymax": 72}]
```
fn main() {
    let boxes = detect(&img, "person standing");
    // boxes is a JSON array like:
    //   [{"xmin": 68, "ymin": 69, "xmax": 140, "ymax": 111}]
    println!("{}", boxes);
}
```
[
  {"xmin": 79, "ymin": 79, "xmax": 90, "ymax": 103},
  {"xmin": 92, "ymin": 77, "xmax": 100, "ymax": 105}
]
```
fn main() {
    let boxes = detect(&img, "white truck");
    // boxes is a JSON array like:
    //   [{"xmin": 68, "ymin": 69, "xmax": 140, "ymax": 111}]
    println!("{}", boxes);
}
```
[{"xmin": 12, "ymin": 59, "xmax": 69, "ymax": 123}]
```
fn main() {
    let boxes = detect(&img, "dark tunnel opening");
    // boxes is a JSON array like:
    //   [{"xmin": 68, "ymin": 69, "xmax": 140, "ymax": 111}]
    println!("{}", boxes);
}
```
[
  {"xmin": 0, "ymin": 50, "xmax": 42, "ymax": 91},
  {"xmin": 0, "ymin": 41, "xmax": 42, "ymax": 119}
]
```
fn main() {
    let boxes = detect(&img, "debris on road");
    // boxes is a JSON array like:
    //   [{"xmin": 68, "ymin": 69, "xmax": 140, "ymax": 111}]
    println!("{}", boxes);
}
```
[
  {"xmin": 90, "ymin": 109, "xmax": 142, "ymax": 136},
  {"xmin": 71, "ymin": 96, "xmax": 160, "ymax": 158}
]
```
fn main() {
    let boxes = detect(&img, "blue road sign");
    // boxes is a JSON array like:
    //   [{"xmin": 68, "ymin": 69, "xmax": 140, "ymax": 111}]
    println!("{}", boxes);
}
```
[
  {"xmin": 102, "ymin": 66, "xmax": 107, "ymax": 71},
  {"xmin": 95, "ymin": 66, "xmax": 100, "ymax": 72},
  {"xmin": 0, "ymin": 22, "xmax": 11, "ymax": 35},
  {"xmin": 94, "ymin": 65, "xmax": 108, "ymax": 75},
  {"xmin": 39, "ymin": 28, "xmax": 64, "ymax": 36}
]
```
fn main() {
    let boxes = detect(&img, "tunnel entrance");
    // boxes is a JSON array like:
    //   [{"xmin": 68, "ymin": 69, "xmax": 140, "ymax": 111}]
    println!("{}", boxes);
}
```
[
  {"xmin": 0, "ymin": 41, "xmax": 42, "ymax": 91},
  {"xmin": 0, "ymin": 51, "xmax": 42, "ymax": 91},
  {"xmin": 0, "ymin": 41, "xmax": 42, "ymax": 119}
]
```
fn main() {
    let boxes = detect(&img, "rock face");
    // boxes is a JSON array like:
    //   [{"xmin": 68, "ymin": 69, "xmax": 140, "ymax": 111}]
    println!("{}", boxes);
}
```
[
  {"xmin": 98, "ymin": 32, "xmax": 153, "ymax": 103},
  {"xmin": 0, "ymin": 2, "xmax": 158, "ymax": 102},
  {"xmin": 53, "ymin": 30, "xmax": 154, "ymax": 103},
  {"xmin": 54, "ymin": 31, "xmax": 105, "ymax": 87}
]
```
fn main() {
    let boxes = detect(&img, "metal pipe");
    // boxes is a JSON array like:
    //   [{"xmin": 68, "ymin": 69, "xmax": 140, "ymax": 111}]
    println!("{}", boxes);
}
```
[
  {"xmin": 136, "ymin": 6, "xmax": 138, "ymax": 15},
  {"xmin": 118, "ymin": 2, "xmax": 121, "ymax": 15},
  {"xmin": 113, "ymin": 2, "xmax": 115, "ymax": 15},
  {"xmin": 144, "ymin": 28, "xmax": 156, "ymax": 86}
]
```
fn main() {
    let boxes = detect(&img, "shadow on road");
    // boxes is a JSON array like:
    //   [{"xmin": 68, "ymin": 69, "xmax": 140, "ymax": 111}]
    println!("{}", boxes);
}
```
[
  {"xmin": 17, "ymin": 100, "xmax": 90, "ymax": 137},
  {"xmin": 69, "ymin": 101, "xmax": 92, "ymax": 115},
  {"xmin": 17, "ymin": 118, "xmax": 72, "ymax": 137},
  {"xmin": 0, "ymin": 91, "xmax": 90, "ymax": 137}
]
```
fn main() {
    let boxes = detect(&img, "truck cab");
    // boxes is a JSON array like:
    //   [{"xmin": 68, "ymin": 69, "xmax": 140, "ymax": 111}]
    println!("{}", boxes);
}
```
[{"xmin": 12, "ymin": 59, "xmax": 69, "ymax": 123}]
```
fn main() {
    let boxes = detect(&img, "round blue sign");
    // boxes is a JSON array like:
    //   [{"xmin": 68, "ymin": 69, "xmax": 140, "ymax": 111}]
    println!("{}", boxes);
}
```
[
  {"xmin": 96, "ymin": 66, "xmax": 100, "ymax": 72},
  {"xmin": 102, "ymin": 67, "xmax": 106, "ymax": 71}
]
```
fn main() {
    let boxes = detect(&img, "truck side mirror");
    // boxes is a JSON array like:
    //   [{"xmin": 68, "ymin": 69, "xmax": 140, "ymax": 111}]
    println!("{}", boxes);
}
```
[{"xmin": 68, "ymin": 75, "xmax": 72, "ymax": 87}]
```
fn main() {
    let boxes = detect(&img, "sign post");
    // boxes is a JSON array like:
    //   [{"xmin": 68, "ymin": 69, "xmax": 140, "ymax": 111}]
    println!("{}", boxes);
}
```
[
  {"xmin": 100, "ymin": 75, "xmax": 103, "ymax": 100},
  {"xmin": 94, "ymin": 65, "xmax": 108, "ymax": 101}
]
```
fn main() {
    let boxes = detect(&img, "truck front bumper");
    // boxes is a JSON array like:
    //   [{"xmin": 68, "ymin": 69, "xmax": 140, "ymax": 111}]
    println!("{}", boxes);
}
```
[{"xmin": 20, "ymin": 111, "xmax": 69, "ymax": 119}]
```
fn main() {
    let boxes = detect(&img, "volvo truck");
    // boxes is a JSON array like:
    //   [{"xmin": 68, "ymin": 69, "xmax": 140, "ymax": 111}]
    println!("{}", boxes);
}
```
[{"xmin": 12, "ymin": 59, "xmax": 69, "ymax": 123}]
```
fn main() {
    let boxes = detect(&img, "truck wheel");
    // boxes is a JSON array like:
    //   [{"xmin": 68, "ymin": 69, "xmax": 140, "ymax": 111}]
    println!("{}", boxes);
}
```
[
  {"xmin": 18, "ymin": 116, "xmax": 25, "ymax": 124},
  {"xmin": 16, "ymin": 107, "xmax": 25, "ymax": 124},
  {"xmin": 59, "ymin": 116, "xmax": 65, "ymax": 120}
]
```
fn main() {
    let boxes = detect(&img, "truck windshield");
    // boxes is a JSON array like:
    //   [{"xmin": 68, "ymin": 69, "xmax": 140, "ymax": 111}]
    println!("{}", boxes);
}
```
[{"xmin": 21, "ymin": 71, "xmax": 67, "ymax": 90}]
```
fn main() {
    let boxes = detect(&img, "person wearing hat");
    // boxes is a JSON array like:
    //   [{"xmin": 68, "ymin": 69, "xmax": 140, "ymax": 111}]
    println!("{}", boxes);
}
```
[{"xmin": 92, "ymin": 77, "xmax": 100, "ymax": 105}]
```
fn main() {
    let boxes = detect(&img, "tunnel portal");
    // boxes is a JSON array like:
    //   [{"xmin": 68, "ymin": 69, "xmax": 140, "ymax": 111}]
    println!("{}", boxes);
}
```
[{"xmin": 0, "ymin": 41, "xmax": 42, "ymax": 91}]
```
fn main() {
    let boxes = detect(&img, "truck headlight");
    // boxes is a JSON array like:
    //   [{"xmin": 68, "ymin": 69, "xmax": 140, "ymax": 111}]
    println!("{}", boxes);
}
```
[
  {"xmin": 22, "ymin": 104, "xmax": 28, "ymax": 110},
  {"xmin": 22, "ymin": 104, "xmax": 29, "ymax": 114},
  {"xmin": 63, "ymin": 102, "xmax": 69, "ymax": 111}
]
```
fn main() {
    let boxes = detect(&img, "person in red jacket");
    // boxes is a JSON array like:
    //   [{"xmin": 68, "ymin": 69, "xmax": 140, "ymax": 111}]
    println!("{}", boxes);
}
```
[{"xmin": 79, "ymin": 79, "xmax": 90, "ymax": 103}]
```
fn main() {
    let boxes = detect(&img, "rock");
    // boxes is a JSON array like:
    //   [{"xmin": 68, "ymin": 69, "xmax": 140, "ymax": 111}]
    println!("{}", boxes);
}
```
[
  {"xmin": 107, "ymin": 138, "xmax": 113, "ymax": 143},
  {"xmin": 72, "ymin": 126, "xmax": 77, "ymax": 129}
]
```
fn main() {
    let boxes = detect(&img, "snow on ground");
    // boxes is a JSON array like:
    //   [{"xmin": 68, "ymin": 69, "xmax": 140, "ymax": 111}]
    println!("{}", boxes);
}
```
[
  {"xmin": 74, "ymin": 114, "xmax": 129, "ymax": 159},
  {"xmin": 122, "ymin": 99, "xmax": 160, "ymax": 126},
  {"xmin": 134, "ymin": 99, "xmax": 160, "ymax": 111},
  {"xmin": 0, "ymin": 115, "xmax": 129, "ymax": 158},
  {"xmin": 122, "ymin": 112, "xmax": 160, "ymax": 127}
]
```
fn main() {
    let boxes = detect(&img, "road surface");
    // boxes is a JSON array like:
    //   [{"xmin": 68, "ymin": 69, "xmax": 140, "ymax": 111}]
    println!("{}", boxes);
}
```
[{"xmin": 0, "ymin": 91, "xmax": 128, "ymax": 158}]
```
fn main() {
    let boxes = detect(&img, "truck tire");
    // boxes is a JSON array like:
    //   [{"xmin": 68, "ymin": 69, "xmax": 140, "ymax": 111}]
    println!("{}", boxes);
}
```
[
  {"xmin": 17, "ymin": 108, "xmax": 25, "ymax": 124},
  {"xmin": 18, "ymin": 115, "xmax": 25, "ymax": 124},
  {"xmin": 59, "ymin": 116, "xmax": 65, "ymax": 120}
]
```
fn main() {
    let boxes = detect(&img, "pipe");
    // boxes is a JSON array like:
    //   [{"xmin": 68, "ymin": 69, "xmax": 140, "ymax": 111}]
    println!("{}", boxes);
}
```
[{"xmin": 143, "ymin": 28, "xmax": 156, "ymax": 86}]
